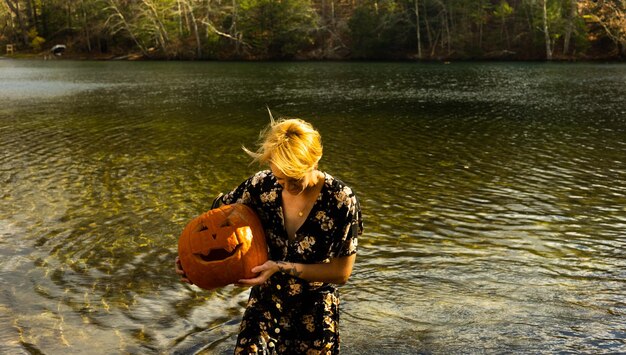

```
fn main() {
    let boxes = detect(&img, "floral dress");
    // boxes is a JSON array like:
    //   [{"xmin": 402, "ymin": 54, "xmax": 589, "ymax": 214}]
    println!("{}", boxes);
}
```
[{"xmin": 220, "ymin": 170, "xmax": 363, "ymax": 354}]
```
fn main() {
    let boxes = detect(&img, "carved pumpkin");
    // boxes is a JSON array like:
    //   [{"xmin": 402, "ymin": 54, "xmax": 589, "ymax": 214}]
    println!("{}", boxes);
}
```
[{"xmin": 178, "ymin": 203, "xmax": 268, "ymax": 290}]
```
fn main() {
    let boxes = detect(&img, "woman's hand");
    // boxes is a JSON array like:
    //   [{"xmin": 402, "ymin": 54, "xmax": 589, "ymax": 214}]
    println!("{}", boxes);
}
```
[
  {"xmin": 175, "ymin": 256, "xmax": 193, "ymax": 285},
  {"xmin": 237, "ymin": 260, "xmax": 279, "ymax": 286},
  {"xmin": 236, "ymin": 255, "xmax": 355, "ymax": 286}
]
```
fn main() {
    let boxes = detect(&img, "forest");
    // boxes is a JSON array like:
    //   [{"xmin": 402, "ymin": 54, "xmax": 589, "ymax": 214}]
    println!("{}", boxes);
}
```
[{"xmin": 1, "ymin": 0, "xmax": 625, "ymax": 60}]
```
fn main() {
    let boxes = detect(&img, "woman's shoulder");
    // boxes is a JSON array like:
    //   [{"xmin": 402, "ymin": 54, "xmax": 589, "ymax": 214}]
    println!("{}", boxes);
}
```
[
  {"xmin": 322, "ymin": 172, "xmax": 359, "ymax": 209},
  {"xmin": 323, "ymin": 172, "xmax": 355, "ymax": 195},
  {"xmin": 247, "ymin": 170, "xmax": 275, "ymax": 188},
  {"xmin": 249, "ymin": 169, "xmax": 272, "ymax": 180},
  {"xmin": 222, "ymin": 170, "xmax": 275, "ymax": 205}
]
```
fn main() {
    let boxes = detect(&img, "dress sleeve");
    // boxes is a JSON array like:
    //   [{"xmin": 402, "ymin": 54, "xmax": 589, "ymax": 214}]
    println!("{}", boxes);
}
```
[{"xmin": 331, "ymin": 186, "xmax": 363, "ymax": 258}]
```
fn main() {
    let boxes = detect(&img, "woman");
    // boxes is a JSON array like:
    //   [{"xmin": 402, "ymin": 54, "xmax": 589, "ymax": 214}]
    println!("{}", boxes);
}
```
[{"xmin": 176, "ymin": 116, "xmax": 363, "ymax": 354}]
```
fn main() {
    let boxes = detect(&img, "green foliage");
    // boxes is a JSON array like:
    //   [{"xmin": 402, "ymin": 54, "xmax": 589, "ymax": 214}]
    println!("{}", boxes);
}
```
[
  {"xmin": 494, "ymin": 1, "xmax": 514, "ymax": 18},
  {"xmin": 28, "ymin": 28, "xmax": 46, "ymax": 52},
  {"xmin": 568, "ymin": 14, "xmax": 592, "ymax": 54},
  {"xmin": 547, "ymin": 0, "xmax": 567, "ymax": 37},
  {"xmin": 468, "ymin": 0, "xmax": 493, "ymax": 26},
  {"xmin": 0, "ymin": 0, "xmax": 622, "ymax": 59},
  {"xmin": 348, "ymin": 1, "xmax": 411, "ymax": 59},
  {"xmin": 237, "ymin": 0, "xmax": 319, "ymax": 58}
]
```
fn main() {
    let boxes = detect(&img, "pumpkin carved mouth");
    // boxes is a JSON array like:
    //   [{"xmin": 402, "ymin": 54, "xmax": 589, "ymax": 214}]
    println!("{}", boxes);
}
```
[
  {"xmin": 195, "ymin": 244, "xmax": 241, "ymax": 262},
  {"xmin": 192, "ymin": 221, "xmax": 242, "ymax": 263}
]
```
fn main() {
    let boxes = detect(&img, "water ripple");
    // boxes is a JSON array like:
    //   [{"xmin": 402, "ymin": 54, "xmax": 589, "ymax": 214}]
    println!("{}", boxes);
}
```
[{"xmin": 1, "ymin": 61, "xmax": 625, "ymax": 354}]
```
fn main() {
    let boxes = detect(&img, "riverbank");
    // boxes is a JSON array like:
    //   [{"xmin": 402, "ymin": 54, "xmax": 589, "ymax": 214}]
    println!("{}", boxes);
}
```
[
  {"xmin": 2, "ymin": 43, "xmax": 625, "ymax": 63},
  {"xmin": 0, "ymin": 52, "xmax": 146, "ymax": 61},
  {"xmin": 2, "ymin": 52, "xmax": 624, "ymax": 62}
]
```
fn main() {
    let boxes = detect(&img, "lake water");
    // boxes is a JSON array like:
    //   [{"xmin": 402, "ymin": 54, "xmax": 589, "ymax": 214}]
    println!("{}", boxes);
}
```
[{"xmin": 0, "ymin": 59, "xmax": 625, "ymax": 354}]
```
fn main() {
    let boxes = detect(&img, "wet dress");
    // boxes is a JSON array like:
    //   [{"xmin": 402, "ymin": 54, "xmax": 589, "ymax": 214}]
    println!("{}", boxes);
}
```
[{"xmin": 220, "ymin": 170, "xmax": 363, "ymax": 354}]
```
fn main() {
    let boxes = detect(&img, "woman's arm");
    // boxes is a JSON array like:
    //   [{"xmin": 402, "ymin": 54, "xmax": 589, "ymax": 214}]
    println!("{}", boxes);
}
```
[{"xmin": 238, "ymin": 254, "xmax": 356, "ymax": 286}]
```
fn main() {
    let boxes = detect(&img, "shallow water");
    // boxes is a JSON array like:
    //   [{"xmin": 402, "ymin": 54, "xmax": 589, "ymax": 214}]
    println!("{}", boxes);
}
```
[{"xmin": 0, "ymin": 59, "xmax": 625, "ymax": 354}]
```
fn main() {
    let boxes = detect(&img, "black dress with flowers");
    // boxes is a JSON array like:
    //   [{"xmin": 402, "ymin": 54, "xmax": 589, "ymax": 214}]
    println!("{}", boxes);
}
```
[{"xmin": 220, "ymin": 170, "xmax": 363, "ymax": 354}]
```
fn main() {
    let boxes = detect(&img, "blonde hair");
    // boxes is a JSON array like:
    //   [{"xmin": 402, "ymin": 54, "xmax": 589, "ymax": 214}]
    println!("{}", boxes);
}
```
[{"xmin": 244, "ymin": 115, "xmax": 323, "ymax": 179}]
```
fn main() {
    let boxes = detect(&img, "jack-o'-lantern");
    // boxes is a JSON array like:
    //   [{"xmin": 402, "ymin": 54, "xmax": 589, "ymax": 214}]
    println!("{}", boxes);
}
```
[{"xmin": 178, "ymin": 203, "xmax": 268, "ymax": 290}]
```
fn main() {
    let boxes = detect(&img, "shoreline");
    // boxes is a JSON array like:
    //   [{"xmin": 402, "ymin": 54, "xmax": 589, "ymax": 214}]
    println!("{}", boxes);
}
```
[{"xmin": 1, "ymin": 51, "xmax": 624, "ymax": 63}]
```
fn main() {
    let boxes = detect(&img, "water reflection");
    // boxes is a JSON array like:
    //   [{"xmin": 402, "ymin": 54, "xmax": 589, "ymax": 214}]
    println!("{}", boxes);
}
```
[{"xmin": 0, "ymin": 60, "xmax": 625, "ymax": 354}]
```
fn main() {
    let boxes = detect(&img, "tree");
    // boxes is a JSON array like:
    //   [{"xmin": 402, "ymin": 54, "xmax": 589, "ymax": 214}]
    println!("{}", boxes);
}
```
[
  {"xmin": 104, "ymin": 0, "xmax": 150, "ymax": 56},
  {"xmin": 179, "ymin": 0, "xmax": 202, "ymax": 58},
  {"xmin": 581, "ymin": 0, "xmax": 626, "ymax": 57},
  {"xmin": 415, "ymin": 0, "xmax": 422, "ymax": 58},
  {"xmin": 348, "ymin": 0, "xmax": 413, "ymax": 58},
  {"xmin": 3, "ymin": 0, "xmax": 29, "ymax": 45},
  {"xmin": 542, "ymin": 0, "xmax": 553, "ymax": 59},
  {"xmin": 562, "ymin": 0, "xmax": 576, "ymax": 54},
  {"xmin": 0, "ymin": 0, "xmax": 622, "ymax": 60},
  {"xmin": 237, "ymin": 0, "xmax": 318, "ymax": 58},
  {"xmin": 494, "ymin": 0, "xmax": 514, "ymax": 49}
]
